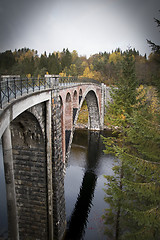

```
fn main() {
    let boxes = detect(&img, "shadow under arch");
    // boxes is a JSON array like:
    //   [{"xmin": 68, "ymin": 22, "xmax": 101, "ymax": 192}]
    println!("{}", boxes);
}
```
[{"xmin": 8, "ymin": 110, "xmax": 49, "ymax": 239}]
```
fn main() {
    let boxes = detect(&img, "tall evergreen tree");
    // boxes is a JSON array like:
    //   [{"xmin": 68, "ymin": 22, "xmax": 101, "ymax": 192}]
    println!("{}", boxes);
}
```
[
  {"xmin": 102, "ymin": 49, "xmax": 160, "ymax": 239},
  {"xmin": 61, "ymin": 48, "xmax": 72, "ymax": 72},
  {"xmin": 147, "ymin": 18, "xmax": 160, "ymax": 54},
  {"xmin": 147, "ymin": 15, "xmax": 160, "ymax": 94}
]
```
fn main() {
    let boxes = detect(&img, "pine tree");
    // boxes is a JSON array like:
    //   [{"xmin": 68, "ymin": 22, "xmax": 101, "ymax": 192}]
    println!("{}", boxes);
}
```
[
  {"xmin": 105, "ymin": 49, "xmax": 138, "ymax": 129},
  {"xmin": 102, "ymin": 49, "xmax": 160, "ymax": 239},
  {"xmin": 147, "ymin": 17, "xmax": 160, "ymax": 54}
]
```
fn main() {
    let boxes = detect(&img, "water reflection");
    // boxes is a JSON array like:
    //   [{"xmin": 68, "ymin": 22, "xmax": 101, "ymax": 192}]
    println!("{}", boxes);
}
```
[
  {"xmin": 64, "ymin": 130, "xmax": 114, "ymax": 240},
  {"xmin": 66, "ymin": 170, "xmax": 97, "ymax": 239}
]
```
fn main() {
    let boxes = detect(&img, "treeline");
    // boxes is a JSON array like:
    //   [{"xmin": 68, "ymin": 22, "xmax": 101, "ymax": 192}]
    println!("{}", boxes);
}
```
[{"xmin": 0, "ymin": 47, "xmax": 159, "ymax": 87}]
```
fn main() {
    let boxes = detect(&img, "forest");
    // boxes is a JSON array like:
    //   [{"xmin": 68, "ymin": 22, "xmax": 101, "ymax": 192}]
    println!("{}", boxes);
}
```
[{"xmin": 0, "ymin": 47, "xmax": 159, "ymax": 89}]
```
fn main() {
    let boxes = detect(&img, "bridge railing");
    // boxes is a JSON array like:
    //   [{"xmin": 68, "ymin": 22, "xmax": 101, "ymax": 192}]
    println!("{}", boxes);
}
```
[
  {"xmin": 59, "ymin": 76, "xmax": 101, "ymax": 85},
  {"xmin": 0, "ymin": 76, "xmax": 57, "ymax": 109},
  {"xmin": 0, "ymin": 75, "xmax": 101, "ymax": 109}
]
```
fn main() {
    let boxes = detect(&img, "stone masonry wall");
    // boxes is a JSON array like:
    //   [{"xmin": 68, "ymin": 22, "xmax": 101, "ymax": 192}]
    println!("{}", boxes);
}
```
[
  {"xmin": 10, "ymin": 111, "xmax": 48, "ymax": 240},
  {"xmin": 52, "ymin": 88, "xmax": 66, "ymax": 240}
]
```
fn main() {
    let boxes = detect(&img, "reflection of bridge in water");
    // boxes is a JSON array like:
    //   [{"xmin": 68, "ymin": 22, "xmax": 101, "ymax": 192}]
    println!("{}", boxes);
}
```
[
  {"xmin": 0, "ymin": 75, "xmax": 110, "ymax": 240},
  {"xmin": 65, "ymin": 131, "xmax": 101, "ymax": 240}
]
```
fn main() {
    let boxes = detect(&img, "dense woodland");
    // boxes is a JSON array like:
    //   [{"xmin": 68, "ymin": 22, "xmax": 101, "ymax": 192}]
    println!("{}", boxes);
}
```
[{"xmin": 0, "ymin": 47, "xmax": 160, "ymax": 89}]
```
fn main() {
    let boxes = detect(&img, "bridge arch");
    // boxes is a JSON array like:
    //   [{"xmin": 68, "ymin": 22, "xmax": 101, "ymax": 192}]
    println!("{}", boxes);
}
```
[
  {"xmin": 65, "ymin": 86, "xmax": 101, "ymax": 161},
  {"xmin": 79, "ymin": 89, "xmax": 82, "ymax": 104},
  {"xmin": 75, "ymin": 87, "xmax": 101, "ymax": 131},
  {"xmin": 85, "ymin": 90, "xmax": 100, "ymax": 130},
  {"xmin": 65, "ymin": 92, "xmax": 72, "ymax": 131},
  {"xmin": 0, "ymin": 90, "xmax": 51, "ymax": 139},
  {"xmin": 73, "ymin": 90, "xmax": 78, "ymax": 124}
]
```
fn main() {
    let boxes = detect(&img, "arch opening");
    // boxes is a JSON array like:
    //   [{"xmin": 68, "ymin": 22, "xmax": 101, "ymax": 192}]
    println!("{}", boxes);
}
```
[
  {"xmin": 85, "ymin": 90, "xmax": 100, "ymax": 130},
  {"xmin": 73, "ymin": 90, "xmax": 78, "ymax": 124},
  {"xmin": 66, "ymin": 92, "xmax": 71, "ymax": 103},
  {"xmin": 79, "ymin": 89, "xmax": 82, "ymax": 104}
]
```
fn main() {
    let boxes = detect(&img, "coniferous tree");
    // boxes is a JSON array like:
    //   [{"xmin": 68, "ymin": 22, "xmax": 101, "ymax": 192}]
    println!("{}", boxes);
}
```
[
  {"xmin": 102, "ymin": 49, "xmax": 160, "ymax": 239},
  {"xmin": 147, "ymin": 18, "xmax": 160, "ymax": 54}
]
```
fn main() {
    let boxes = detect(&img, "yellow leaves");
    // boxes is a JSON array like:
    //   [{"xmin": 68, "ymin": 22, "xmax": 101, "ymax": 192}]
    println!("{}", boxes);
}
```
[
  {"xmin": 108, "ymin": 52, "xmax": 123, "ymax": 64},
  {"xmin": 26, "ymin": 73, "xmax": 31, "ymax": 79},
  {"xmin": 69, "ymin": 64, "xmax": 78, "ymax": 76},
  {"xmin": 59, "ymin": 64, "xmax": 78, "ymax": 77},
  {"xmin": 59, "ymin": 72, "xmax": 66, "ymax": 77},
  {"xmin": 82, "ymin": 66, "xmax": 103, "ymax": 81},
  {"xmin": 17, "ymin": 49, "xmax": 35, "ymax": 63},
  {"xmin": 81, "ymin": 61, "xmax": 88, "ymax": 69},
  {"xmin": 120, "ymin": 114, "xmax": 126, "ymax": 120},
  {"xmin": 136, "ymin": 84, "xmax": 147, "ymax": 106},
  {"xmin": 83, "ymin": 67, "xmax": 95, "ymax": 79},
  {"xmin": 137, "ymin": 84, "xmax": 147, "ymax": 98},
  {"xmin": 77, "ymin": 102, "xmax": 88, "ymax": 124},
  {"xmin": 71, "ymin": 50, "xmax": 78, "ymax": 62},
  {"xmin": 147, "ymin": 86, "xmax": 159, "ymax": 114},
  {"xmin": 136, "ymin": 85, "xmax": 159, "ymax": 114}
]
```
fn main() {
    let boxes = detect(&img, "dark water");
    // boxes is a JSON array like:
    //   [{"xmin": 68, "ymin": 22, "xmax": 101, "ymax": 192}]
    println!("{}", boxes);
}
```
[
  {"xmin": 0, "ymin": 141, "xmax": 8, "ymax": 239},
  {"xmin": 64, "ymin": 130, "xmax": 115, "ymax": 240}
]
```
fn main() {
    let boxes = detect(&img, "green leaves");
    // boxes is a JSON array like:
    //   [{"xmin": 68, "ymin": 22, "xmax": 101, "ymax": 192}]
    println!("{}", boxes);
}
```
[{"xmin": 103, "ymin": 48, "xmax": 160, "ymax": 239}]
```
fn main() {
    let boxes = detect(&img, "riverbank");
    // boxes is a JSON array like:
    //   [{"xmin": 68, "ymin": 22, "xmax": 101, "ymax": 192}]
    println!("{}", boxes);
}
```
[{"xmin": 75, "ymin": 122, "xmax": 114, "ymax": 131}]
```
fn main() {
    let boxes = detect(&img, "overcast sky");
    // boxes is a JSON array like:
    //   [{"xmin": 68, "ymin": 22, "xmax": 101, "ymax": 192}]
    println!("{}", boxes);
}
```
[{"xmin": 0, "ymin": 0, "xmax": 160, "ymax": 57}]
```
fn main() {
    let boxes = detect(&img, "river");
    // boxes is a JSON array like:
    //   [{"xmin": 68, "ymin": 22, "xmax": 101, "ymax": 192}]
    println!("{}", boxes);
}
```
[
  {"xmin": 64, "ymin": 129, "xmax": 115, "ymax": 240},
  {"xmin": 0, "ymin": 129, "xmax": 114, "ymax": 239}
]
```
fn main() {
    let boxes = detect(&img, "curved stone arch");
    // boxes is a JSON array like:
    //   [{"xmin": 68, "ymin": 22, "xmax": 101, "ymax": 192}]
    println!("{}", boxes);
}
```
[
  {"xmin": 11, "ymin": 110, "xmax": 45, "ymax": 150},
  {"xmin": 73, "ymin": 90, "xmax": 78, "ymax": 124},
  {"xmin": 0, "ymin": 90, "xmax": 51, "ymax": 139},
  {"xmin": 73, "ymin": 90, "xmax": 78, "ymax": 103},
  {"xmin": 65, "ymin": 92, "xmax": 72, "ymax": 130},
  {"xmin": 75, "ymin": 86, "xmax": 101, "ymax": 130},
  {"xmin": 65, "ymin": 92, "xmax": 73, "ymax": 154},
  {"xmin": 66, "ymin": 92, "xmax": 71, "ymax": 103},
  {"xmin": 65, "ymin": 86, "xmax": 101, "ymax": 161}
]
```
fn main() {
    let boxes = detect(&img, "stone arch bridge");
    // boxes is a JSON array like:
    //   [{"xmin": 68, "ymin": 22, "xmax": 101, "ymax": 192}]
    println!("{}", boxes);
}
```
[{"xmin": 0, "ymin": 75, "xmax": 110, "ymax": 240}]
